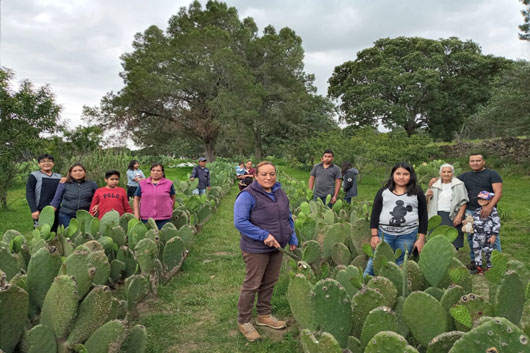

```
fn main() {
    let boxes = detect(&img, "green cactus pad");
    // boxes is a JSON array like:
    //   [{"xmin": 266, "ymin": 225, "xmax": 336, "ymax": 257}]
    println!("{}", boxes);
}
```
[
  {"xmin": 335, "ymin": 265, "xmax": 362, "ymax": 298},
  {"xmin": 128, "ymin": 222, "xmax": 148, "ymax": 249},
  {"xmin": 451, "ymin": 293, "xmax": 494, "ymax": 331},
  {"xmin": 364, "ymin": 331, "xmax": 418, "ymax": 353},
  {"xmin": 162, "ymin": 236, "xmax": 185, "ymax": 273},
  {"xmin": 351, "ymin": 286, "xmax": 387, "ymax": 338},
  {"xmin": 77, "ymin": 209, "xmax": 94, "ymax": 234},
  {"xmin": 373, "ymin": 241, "xmax": 394, "ymax": 276},
  {"xmin": 312, "ymin": 278, "xmax": 352, "ymax": 347},
  {"xmin": 89, "ymin": 251, "xmax": 111, "ymax": 285},
  {"xmin": 296, "ymin": 261, "xmax": 316, "ymax": 280},
  {"xmin": 66, "ymin": 285, "xmax": 114, "ymax": 346},
  {"xmin": 126, "ymin": 275, "xmax": 149, "ymax": 313},
  {"xmin": 287, "ymin": 274, "xmax": 317, "ymax": 330},
  {"xmin": 159, "ymin": 226, "xmax": 178, "ymax": 244},
  {"xmin": 84, "ymin": 320, "xmax": 126, "ymax": 353},
  {"xmin": 347, "ymin": 336, "xmax": 361, "ymax": 353},
  {"xmin": 403, "ymin": 291, "xmax": 448, "ymax": 346},
  {"xmin": 121, "ymin": 325, "xmax": 147, "ymax": 353},
  {"xmin": 110, "ymin": 259, "xmax": 125, "ymax": 282},
  {"xmin": 426, "ymin": 331, "xmax": 464, "ymax": 353},
  {"xmin": 441, "ymin": 285, "xmax": 465, "ymax": 329},
  {"xmin": 0, "ymin": 282, "xmax": 28, "ymax": 353},
  {"xmin": 0, "ymin": 245, "xmax": 20, "ymax": 281},
  {"xmin": 83, "ymin": 240, "xmax": 105, "ymax": 253},
  {"xmin": 428, "ymin": 215, "xmax": 443, "ymax": 231},
  {"xmin": 425, "ymin": 287, "xmax": 445, "ymax": 301},
  {"xmin": 108, "ymin": 226, "xmax": 126, "ymax": 247},
  {"xmin": 64, "ymin": 248, "xmax": 96, "ymax": 299},
  {"xmin": 430, "ymin": 225, "xmax": 459, "ymax": 243},
  {"xmin": 393, "ymin": 296, "xmax": 410, "ymax": 338},
  {"xmin": 447, "ymin": 258, "xmax": 472, "ymax": 293},
  {"xmin": 419, "ymin": 235, "xmax": 454, "ymax": 288},
  {"xmin": 134, "ymin": 238, "xmax": 158, "ymax": 274},
  {"xmin": 27, "ymin": 246, "xmax": 62, "ymax": 310},
  {"xmin": 351, "ymin": 254, "xmax": 368, "ymax": 271},
  {"xmin": 26, "ymin": 324, "xmax": 57, "ymax": 353},
  {"xmin": 119, "ymin": 213, "xmax": 135, "ymax": 233},
  {"xmin": 321, "ymin": 224, "xmax": 347, "ymax": 259},
  {"xmin": 379, "ymin": 261, "xmax": 403, "ymax": 295},
  {"xmin": 360, "ymin": 306, "xmax": 398, "ymax": 348},
  {"xmin": 175, "ymin": 225, "xmax": 194, "ymax": 249},
  {"xmin": 302, "ymin": 240, "xmax": 321, "ymax": 265},
  {"xmin": 330, "ymin": 242, "xmax": 351, "ymax": 266},
  {"xmin": 38, "ymin": 206, "xmax": 56, "ymax": 228},
  {"xmin": 40, "ymin": 275, "xmax": 79, "ymax": 339},
  {"xmin": 494, "ymin": 270, "xmax": 525, "ymax": 325},
  {"xmin": 367, "ymin": 276, "xmax": 398, "ymax": 308},
  {"xmin": 300, "ymin": 329, "xmax": 342, "ymax": 353},
  {"xmin": 99, "ymin": 210, "xmax": 120, "ymax": 237},
  {"xmin": 449, "ymin": 317, "xmax": 529, "ymax": 353}
]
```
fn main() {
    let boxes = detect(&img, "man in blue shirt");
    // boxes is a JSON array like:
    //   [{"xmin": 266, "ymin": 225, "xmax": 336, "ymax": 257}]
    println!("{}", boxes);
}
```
[{"xmin": 190, "ymin": 157, "xmax": 211, "ymax": 195}]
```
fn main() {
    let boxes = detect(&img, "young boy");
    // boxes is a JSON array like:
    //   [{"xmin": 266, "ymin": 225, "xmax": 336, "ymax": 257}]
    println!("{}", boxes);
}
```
[
  {"xmin": 89, "ymin": 170, "xmax": 133, "ymax": 220},
  {"xmin": 190, "ymin": 157, "xmax": 211, "ymax": 195},
  {"xmin": 469, "ymin": 190, "xmax": 501, "ymax": 275},
  {"xmin": 26, "ymin": 154, "xmax": 62, "ymax": 230},
  {"xmin": 236, "ymin": 162, "xmax": 247, "ymax": 190}
]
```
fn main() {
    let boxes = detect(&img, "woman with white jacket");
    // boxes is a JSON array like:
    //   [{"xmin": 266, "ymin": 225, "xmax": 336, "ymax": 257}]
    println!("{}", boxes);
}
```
[{"xmin": 426, "ymin": 164, "xmax": 469, "ymax": 249}]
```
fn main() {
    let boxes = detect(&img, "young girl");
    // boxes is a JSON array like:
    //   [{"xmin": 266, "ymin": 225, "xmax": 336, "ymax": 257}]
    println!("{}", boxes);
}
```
[
  {"xmin": 126, "ymin": 160, "xmax": 145, "ymax": 199},
  {"xmin": 364, "ymin": 162, "xmax": 428, "ymax": 276},
  {"xmin": 51, "ymin": 163, "xmax": 98, "ymax": 227}
]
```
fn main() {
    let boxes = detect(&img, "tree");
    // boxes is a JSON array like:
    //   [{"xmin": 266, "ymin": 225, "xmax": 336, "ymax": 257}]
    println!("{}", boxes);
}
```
[
  {"xmin": 328, "ymin": 37, "xmax": 507, "ymax": 139},
  {"xmin": 63, "ymin": 125, "xmax": 103, "ymax": 154},
  {"xmin": 0, "ymin": 69, "xmax": 61, "ymax": 207},
  {"xmin": 520, "ymin": 0, "xmax": 530, "ymax": 41}
]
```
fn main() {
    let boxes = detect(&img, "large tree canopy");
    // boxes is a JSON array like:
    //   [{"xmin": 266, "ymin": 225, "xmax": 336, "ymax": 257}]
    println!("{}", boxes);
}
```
[
  {"xmin": 328, "ymin": 37, "xmax": 507, "ymax": 139},
  {"xmin": 96, "ymin": 1, "xmax": 334, "ymax": 160},
  {"xmin": 520, "ymin": 0, "xmax": 530, "ymax": 41},
  {"xmin": 0, "ymin": 69, "xmax": 61, "ymax": 207}
]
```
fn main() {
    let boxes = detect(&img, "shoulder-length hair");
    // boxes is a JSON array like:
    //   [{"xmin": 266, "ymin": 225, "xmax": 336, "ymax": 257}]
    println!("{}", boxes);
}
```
[
  {"xmin": 127, "ymin": 160, "xmax": 139, "ymax": 171},
  {"xmin": 341, "ymin": 161, "xmax": 353, "ymax": 175},
  {"xmin": 66, "ymin": 163, "xmax": 87, "ymax": 183},
  {"xmin": 383, "ymin": 162, "xmax": 421, "ymax": 195}
]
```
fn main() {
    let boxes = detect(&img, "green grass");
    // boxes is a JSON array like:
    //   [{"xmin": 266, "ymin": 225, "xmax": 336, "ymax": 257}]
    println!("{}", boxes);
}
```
[{"xmin": 139, "ymin": 185, "xmax": 301, "ymax": 353}]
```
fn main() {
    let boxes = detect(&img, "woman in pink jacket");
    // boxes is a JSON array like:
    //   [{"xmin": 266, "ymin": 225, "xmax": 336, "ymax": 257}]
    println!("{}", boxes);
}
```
[{"xmin": 133, "ymin": 163, "xmax": 176, "ymax": 229}]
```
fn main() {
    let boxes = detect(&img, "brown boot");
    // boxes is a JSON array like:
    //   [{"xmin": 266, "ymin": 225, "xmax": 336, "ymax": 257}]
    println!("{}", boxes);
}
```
[
  {"xmin": 256, "ymin": 315, "xmax": 286, "ymax": 329},
  {"xmin": 238, "ymin": 322, "xmax": 261, "ymax": 342}
]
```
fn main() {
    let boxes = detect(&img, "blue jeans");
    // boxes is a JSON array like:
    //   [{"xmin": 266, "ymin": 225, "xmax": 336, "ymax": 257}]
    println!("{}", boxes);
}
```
[
  {"xmin": 465, "ymin": 210, "xmax": 501, "ymax": 263},
  {"xmin": 142, "ymin": 219, "xmax": 171, "ymax": 229},
  {"xmin": 58, "ymin": 213, "xmax": 74, "ymax": 228},
  {"xmin": 192, "ymin": 188, "xmax": 206, "ymax": 195},
  {"xmin": 364, "ymin": 229, "xmax": 418, "ymax": 276},
  {"xmin": 344, "ymin": 197, "xmax": 352, "ymax": 204}
]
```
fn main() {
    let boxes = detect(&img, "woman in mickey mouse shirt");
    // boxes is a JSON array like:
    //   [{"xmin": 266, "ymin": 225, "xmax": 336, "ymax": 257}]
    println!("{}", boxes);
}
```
[{"xmin": 364, "ymin": 162, "xmax": 428, "ymax": 276}]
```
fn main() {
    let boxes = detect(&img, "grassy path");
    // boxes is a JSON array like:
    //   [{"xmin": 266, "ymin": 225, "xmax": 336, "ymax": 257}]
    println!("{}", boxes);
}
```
[{"xmin": 141, "ymin": 185, "xmax": 301, "ymax": 353}]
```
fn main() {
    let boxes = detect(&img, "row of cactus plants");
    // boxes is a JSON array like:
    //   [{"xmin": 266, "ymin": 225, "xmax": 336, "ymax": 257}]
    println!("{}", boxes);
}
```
[
  {"xmin": 0, "ymin": 161, "xmax": 236, "ymax": 353},
  {"xmin": 280, "ymin": 172, "xmax": 530, "ymax": 353}
]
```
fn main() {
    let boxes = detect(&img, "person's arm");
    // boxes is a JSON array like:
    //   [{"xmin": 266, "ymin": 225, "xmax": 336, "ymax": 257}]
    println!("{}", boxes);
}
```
[
  {"xmin": 234, "ymin": 192, "xmax": 271, "ymax": 242},
  {"xmin": 414, "ymin": 191, "xmax": 428, "ymax": 253},
  {"xmin": 369, "ymin": 188, "xmax": 384, "ymax": 249},
  {"xmin": 288, "ymin": 211, "xmax": 298, "ymax": 250},
  {"xmin": 428, "ymin": 177, "xmax": 438, "ymax": 188},
  {"xmin": 308, "ymin": 175, "xmax": 315, "ymax": 191},
  {"xmin": 127, "ymin": 170, "xmax": 135, "ymax": 184},
  {"xmin": 133, "ymin": 185, "xmax": 142, "ymax": 219},
  {"xmin": 343, "ymin": 170, "xmax": 353, "ymax": 192},
  {"xmin": 331, "ymin": 178, "xmax": 341, "ymax": 204},
  {"xmin": 481, "ymin": 182, "xmax": 502, "ymax": 218},
  {"xmin": 89, "ymin": 189, "xmax": 100, "ymax": 216},
  {"xmin": 190, "ymin": 167, "xmax": 198, "ymax": 181},
  {"xmin": 50, "ymin": 183, "xmax": 66, "ymax": 210},
  {"xmin": 207, "ymin": 170, "xmax": 211, "ymax": 189},
  {"xmin": 26, "ymin": 174, "xmax": 39, "ymax": 218}
]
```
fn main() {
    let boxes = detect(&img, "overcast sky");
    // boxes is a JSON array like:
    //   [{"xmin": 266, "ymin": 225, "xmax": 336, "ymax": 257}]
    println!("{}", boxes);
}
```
[{"xmin": 1, "ymin": 0, "xmax": 529, "ymax": 128}]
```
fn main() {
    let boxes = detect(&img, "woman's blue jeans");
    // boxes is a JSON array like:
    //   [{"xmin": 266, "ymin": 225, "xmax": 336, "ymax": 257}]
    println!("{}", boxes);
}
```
[
  {"xmin": 363, "ymin": 229, "xmax": 418, "ymax": 276},
  {"xmin": 58, "ymin": 213, "xmax": 74, "ymax": 228}
]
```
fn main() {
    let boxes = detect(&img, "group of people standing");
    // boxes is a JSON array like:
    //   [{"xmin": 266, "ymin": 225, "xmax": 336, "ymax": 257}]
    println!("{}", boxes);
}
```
[
  {"xmin": 26, "ymin": 155, "xmax": 205, "ymax": 230},
  {"xmin": 233, "ymin": 151, "xmax": 503, "ymax": 341}
]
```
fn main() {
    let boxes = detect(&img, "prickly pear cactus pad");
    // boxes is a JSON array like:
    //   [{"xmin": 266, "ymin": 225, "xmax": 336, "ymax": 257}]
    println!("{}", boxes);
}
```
[
  {"xmin": 40, "ymin": 275, "xmax": 79, "ymax": 339},
  {"xmin": 0, "ymin": 281, "xmax": 28, "ymax": 353},
  {"xmin": 311, "ymin": 278, "xmax": 352, "ymax": 347},
  {"xmin": 379, "ymin": 262, "xmax": 403, "ymax": 295},
  {"xmin": 360, "ymin": 306, "xmax": 398, "ymax": 348},
  {"xmin": 419, "ymin": 235, "xmax": 454, "ymax": 288},
  {"xmin": 334, "ymin": 265, "xmax": 362, "ymax": 298},
  {"xmin": 494, "ymin": 270, "xmax": 525, "ymax": 325},
  {"xmin": 406, "ymin": 260, "xmax": 424, "ymax": 292},
  {"xmin": 403, "ymin": 291, "xmax": 448, "ymax": 346},
  {"xmin": 425, "ymin": 287, "xmax": 445, "ymax": 301},
  {"xmin": 121, "ymin": 325, "xmax": 147, "ymax": 353},
  {"xmin": 302, "ymin": 240, "xmax": 321, "ymax": 265},
  {"xmin": 426, "ymin": 331, "xmax": 464, "ymax": 353},
  {"xmin": 0, "ymin": 245, "xmax": 20, "ymax": 281},
  {"xmin": 321, "ymin": 224, "xmax": 347, "ymax": 259},
  {"xmin": 27, "ymin": 245, "xmax": 62, "ymax": 310},
  {"xmin": 26, "ymin": 324, "xmax": 57, "ymax": 353},
  {"xmin": 351, "ymin": 287, "xmax": 387, "ymax": 338},
  {"xmin": 287, "ymin": 274, "xmax": 317, "ymax": 330},
  {"xmin": 330, "ymin": 242, "xmax": 351, "ymax": 266},
  {"xmin": 300, "ymin": 329, "xmax": 342, "ymax": 353},
  {"xmin": 134, "ymin": 238, "xmax": 158, "ymax": 274},
  {"xmin": 448, "ymin": 317, "xmax": 530, "ymax": 353},
  {"xmin": 364, "ymin": 331, "xmax": 419, "ymax": 353},
  {"xmin": 452, "ymin": 293, "xmax": 494, "ymax": 331},
  {"xmin": 447, "ymin": 258, "xmax": 472, "ymax": 293},
  {"xmin": 84, "ymin": 320, "xmax": 126, "ymax": 353},
  {"xmin": 373, "ymin": 241, "xmax": 394, "ymax": 275},
  {"xmin": 366, "ymin": 276, "xmax": 398, "ymax": 308}
]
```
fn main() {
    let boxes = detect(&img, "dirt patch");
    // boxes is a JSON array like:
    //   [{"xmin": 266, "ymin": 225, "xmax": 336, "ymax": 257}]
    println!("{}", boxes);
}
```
[
  {"xmin": 212, "ymin": 251, "xmax": 232, "ymax": 256},
  {"xmin": 167, "ymin": 342, "xmax": 199, "ymax": 353},
  {"xmin": 257, "ymin": 319, "xmax": 297, "ymax": 342}
]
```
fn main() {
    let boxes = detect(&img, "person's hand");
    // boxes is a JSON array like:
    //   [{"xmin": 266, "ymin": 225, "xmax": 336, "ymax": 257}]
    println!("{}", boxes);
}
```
[
  {"xmin": 489, "ymin": 235, "xmax": 496, "ymax": 245},
  {"xmin": 264, "ymin": 234, "xmax": 280, "ymax": 248},
  {"xmin": 91, "ymin": 204, "xmax": 99, "ymax": 215},
  {"xmin": 207, "ymin": 186, "xmax": 211, "ymax": 191},
  {"xmin": 425, "ymin": 188, "xmax": 433, "ymax": 200},
  {"xmin": 453, "ymin": 215, "xmax": 463, "ymax": 227},
  {"xmin": 134, "ymin": 211, "xmax": 140, "ymax": 220},
  {"xmin": 428, "ymin": 178, "xmax": 438, "ymax": 188},
  {"xmin": 480, "ymin": 205, "xmax": 493, "ymax": 218},
  {"xmin": 413, "ymin": 235, "xmax": 425, "ymax": 253},
  {"xmin": 330, "ymin": 196, "xmax": 337, "ymax": 204},
  {"xmin": 31, "ymin": 211, "xmax": 40, "ymax": 220},
  {"xmin": 59, "ymin": 177, "xmax": 67, "ymax": 183},
  {"xmin": 370, "ymin": 235, "xmax": 380, "ymax": 249},
  {"xmin": 289, "ymin": 244, "xmax": 297, "ymax": 251},
  {"xmin": 190, "ymin": 177, "xmax": 195, "ymax": 181}
]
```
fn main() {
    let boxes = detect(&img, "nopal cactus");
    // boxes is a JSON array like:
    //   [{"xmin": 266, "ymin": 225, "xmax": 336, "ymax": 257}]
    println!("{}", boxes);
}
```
[
  {"xmin": 40, "ymin": 274, "xmax": 78, "ymax": 339},
  {"xmin": 64, "ymin": 248, "xmax": 96, "ymax": 299},
  {"xmin": 351, "ymin": 287, "xmax": 387, "ymax": 338},
  {"xmin": 419, "ymin": 235, "xmax": 454, "ymax": 288},
  {"xmin": 403, "ymin": 291, "xmax": 448, "ymax": 346},
  {"xmin": 0, "ymin": 273, "xmax": 28, "ymax": 353},
  {"xmin": 121, "ymin": 325, "xmax": 147, "ymax": 353},
  {"xmin": 84, "ymin": 320, "xmax": 127, "ymax": 353},
  {"xmin": 300, "ymin": 329, "xmax": 342, "ymax": 353},
  {"xmin": 366, "ymin": 276, "xmax": 398, "ymax": 308},
  {"xmin": 426, "ymin": 331, "xmax": 464, "ymax": 353},
  {"xmin": 494, "ymin": 270, "xmax": 525, "ymax": 325},
  {"xmin": 364, "ymin": 331, "xmax": 419, "ymax": 353},
  {"xmin": 287, "ymin": 274, "xmax": 317, "ymax": 330},
  {"xmin": 25, "ymin": 324, "xmax": 57, "ymax": 353},
  {"xmin": 134, "ymin": 238, "xmax": 158, "ymax": 274},
  {"xmin": 334, "ymin": 265, "xmax": 362, "ymax": 298},
  {"xmin": 0, "ymin": 244, "xmax": 20, "ymax": 281},
  {"xmin": 311, "ymin": 278, "xmax": 352, "ymax": 347},
  {"xmin": 302, "ymin": 240, "xmax": 321, "ymax": 265},
  {"xmin": 360, "ymin": 306, "xmax": 398, "ymax": 348},
  {"xmin": 26, "ymin": 245, "xmax": 62, "ymax": 310}
]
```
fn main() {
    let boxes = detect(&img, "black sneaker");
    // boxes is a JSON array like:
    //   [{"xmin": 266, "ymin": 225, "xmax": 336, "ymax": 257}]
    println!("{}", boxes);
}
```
[
  {"xmin": 470, "ymin": 266, "xmax": 483, "ymax": 275},
  {"xmin": 466, "ymin": 262, "xmax": 476, "ymax": 270}
]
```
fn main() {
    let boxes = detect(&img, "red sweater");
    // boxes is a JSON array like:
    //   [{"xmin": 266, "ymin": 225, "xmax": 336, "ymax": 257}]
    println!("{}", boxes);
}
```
[{"xmin": 89, "ymin": 187, "xmax": 133, "ymax": 220}]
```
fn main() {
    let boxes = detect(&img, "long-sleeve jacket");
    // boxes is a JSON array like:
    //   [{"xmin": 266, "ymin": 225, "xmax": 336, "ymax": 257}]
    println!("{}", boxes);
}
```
[{"xmin": 427, "ymin": 177, "xmax": 469, "ymax": 220}]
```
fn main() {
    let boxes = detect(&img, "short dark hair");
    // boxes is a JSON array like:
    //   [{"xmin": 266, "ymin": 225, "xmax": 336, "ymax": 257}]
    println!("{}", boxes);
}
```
[
  {"xmin": 105, "ymin": 170, "xmax": 120, "ymax": 179},
  {"xmin": 469, "ymin": 152, "xmax": 486, "ymax": 159},
  {"xmin": 150, "ymin": 163, "xmax": 165, "ymax": 178},
  {"xmin": 127, "ymin": 160, "xmax": 139, "ymax": 170},
  {"xmin": 37, "ymin": 154, "xmax": 54, "ymax": 162},
  {"xmin": 323, "ymin": 149, "xmax": 334, "ymax": 156}
]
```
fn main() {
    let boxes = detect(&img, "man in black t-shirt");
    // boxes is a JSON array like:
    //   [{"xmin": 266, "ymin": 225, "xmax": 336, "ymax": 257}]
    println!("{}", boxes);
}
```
[{"xmin": 457, "ymin": 153, "xmax": 503, "ymax": 268}]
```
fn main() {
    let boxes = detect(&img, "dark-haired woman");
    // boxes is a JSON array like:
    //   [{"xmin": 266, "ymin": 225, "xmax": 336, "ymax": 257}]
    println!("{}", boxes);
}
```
[
  {"xmin": 126, "ymin": 160, "xmax": 145, "ymax": 199},
  {"xmin": 341, "ymin": 161, "xmax": 359, "ymax": 204},
  {"xmin": 133, "ymin": 164, "xmax": 176, "ymax": 229},
  {"xmin": 51, "ymin": 163, "xmax": 98, "ymax": 227},
  {"xmin": 364, "ymin": 162, "xmax": 428, "ymax": 276}
]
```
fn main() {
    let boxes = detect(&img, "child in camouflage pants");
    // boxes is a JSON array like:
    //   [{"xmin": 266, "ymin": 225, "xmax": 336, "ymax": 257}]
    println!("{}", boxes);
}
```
[{"xmin": 471, "ymin": 191, "xmax": 501, "ymax": 275}]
